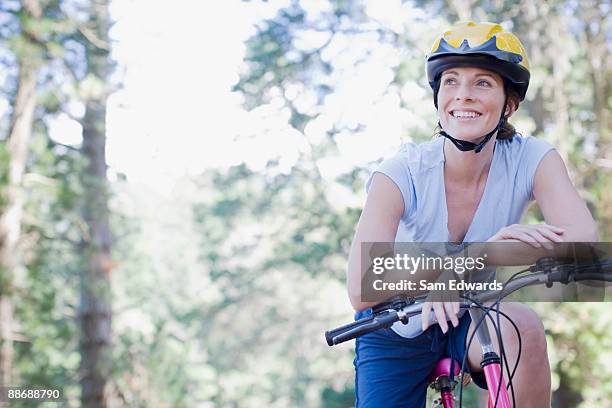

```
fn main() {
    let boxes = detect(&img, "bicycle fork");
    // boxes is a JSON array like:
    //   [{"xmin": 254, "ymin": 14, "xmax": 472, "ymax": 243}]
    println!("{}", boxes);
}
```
[{"xmin": 469, "ymin": 308, "xmax": 512, "ymax": 408}]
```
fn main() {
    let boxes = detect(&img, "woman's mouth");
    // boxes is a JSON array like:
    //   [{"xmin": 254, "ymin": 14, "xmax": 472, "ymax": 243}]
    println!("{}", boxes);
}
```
[{"xmin": 450, "ymin": 110, "xmax": 482, "ymax": 120}]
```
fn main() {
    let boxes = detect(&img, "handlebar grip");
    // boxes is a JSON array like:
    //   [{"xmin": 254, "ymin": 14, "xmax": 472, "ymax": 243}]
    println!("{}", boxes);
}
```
[
  {"xmin": 325, "ymin": 316, "xmax": 374, "ymax": 346},
  {"xmin": 327, "ymin": 311, "xmax": 401, "ymax": 346}
]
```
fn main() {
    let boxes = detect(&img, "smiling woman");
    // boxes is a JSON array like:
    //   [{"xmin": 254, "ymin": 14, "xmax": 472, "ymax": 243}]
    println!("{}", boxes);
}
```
[{"xmin": 346, "ymin": 21, "xmax": 598, "ymax": 407}]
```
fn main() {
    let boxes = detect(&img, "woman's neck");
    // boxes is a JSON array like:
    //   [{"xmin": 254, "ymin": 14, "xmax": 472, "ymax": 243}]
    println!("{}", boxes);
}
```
[{"xmin": 442, "ymin": 137, "xmax": 497, "ymax": 186}]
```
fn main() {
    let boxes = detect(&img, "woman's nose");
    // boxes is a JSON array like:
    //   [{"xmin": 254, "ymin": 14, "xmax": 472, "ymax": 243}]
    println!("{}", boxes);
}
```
[{"xmin": 455, "ymin": 83, "xmax": 474, "ymax": 101}]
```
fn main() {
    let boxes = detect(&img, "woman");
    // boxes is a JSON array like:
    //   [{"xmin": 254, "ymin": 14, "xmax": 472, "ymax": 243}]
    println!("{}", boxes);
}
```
[{"xmin": 347, "ymin": 22, "xmax": 598, "ymax": 407}]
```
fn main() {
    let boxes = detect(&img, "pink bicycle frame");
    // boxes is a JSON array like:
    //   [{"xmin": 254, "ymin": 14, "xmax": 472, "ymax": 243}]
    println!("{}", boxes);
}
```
[
  {"xmin": 427, "ymin": 308, "xmax": 512, "ymax": 408},
  {"xmin": 483, "ymin": 360, "xmax": 511, "ymax": 408}
]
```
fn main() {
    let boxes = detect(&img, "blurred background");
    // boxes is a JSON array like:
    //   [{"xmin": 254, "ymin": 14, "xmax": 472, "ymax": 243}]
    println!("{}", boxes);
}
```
[{"xmin": 0, "ymin": 0, "xmax": 610, "ymax": 406}]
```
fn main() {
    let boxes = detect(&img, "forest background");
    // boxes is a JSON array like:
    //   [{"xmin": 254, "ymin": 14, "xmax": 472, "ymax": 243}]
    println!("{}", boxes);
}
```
[{"xmin": 0, "ymin": 0, "xmax": 610, "ymax": 407}]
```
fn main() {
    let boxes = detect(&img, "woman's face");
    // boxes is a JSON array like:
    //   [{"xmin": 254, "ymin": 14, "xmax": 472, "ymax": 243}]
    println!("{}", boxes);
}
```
[{"xmin": 437, "ymin": 66, "xmax": 509, "ymax": 141}]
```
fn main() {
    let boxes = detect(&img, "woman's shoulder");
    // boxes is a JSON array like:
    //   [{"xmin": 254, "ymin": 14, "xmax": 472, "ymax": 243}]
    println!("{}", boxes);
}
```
[
  {"xmin": 496, "ymin": 135, "xmax": 556, "ymax": 197},
  {"xmin": 392, "ymin": 137, "xmax": 444, "ymax": 173},
  {"xmin": 497, "ymin": 134, "xmax": 555, "ymax": 161}
]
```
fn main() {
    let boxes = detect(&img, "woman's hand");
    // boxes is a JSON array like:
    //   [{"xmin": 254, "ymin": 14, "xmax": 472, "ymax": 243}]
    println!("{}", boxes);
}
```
[
  {"xmin": 488, "ymin": 223, "xmax": 565, "ymax": 249},
  {"xmin": 421, "ymin": 301, "xmax": 459, "ymax": 334}
]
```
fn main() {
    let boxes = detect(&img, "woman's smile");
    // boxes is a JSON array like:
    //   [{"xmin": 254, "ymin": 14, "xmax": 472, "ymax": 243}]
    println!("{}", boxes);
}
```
[{"xmin": 449, "ymin": 109, "xmax": 483, "ymax": 121}]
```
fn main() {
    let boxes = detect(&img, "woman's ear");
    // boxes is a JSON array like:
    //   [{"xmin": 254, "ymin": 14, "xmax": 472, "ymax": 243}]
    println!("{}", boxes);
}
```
[{"xmin": 504, "ymin": 97, "xmax": 519, "ymax": 118}]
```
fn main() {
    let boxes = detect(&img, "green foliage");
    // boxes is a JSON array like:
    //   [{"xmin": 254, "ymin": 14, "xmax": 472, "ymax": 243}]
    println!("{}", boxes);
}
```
[
  {"xmin": 189, "ymin": 157, "xmax": 358, "ymax": 406},
  {"xmin": 534, "ymin": 302, "xmax": 612, "ymax": 406},
  {"xmin": 320, "ymin": 385, "xmax": 354, "ymax": 407},
  {"xmin": 11, "ymin": 126, "xmax": 84, "ymax": 407}
]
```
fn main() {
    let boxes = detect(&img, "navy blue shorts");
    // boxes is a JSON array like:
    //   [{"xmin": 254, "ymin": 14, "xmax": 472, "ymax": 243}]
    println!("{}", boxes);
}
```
[{"xmin": 354, "ymin": 308, "xmax": 487, "ymax": 408}]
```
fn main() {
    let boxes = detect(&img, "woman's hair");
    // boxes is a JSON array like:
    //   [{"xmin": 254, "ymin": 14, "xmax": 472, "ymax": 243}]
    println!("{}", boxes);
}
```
[
  {"xmin": 434, "ymin": 86, "xmax": 521, "ymax": 140},
  {"xmin": 497, "ymin": 87, "xmax": 520, "ymax": 140}
]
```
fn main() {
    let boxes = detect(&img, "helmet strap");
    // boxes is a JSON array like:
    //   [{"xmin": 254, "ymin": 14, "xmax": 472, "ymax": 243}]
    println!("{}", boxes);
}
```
[{"xmin": 437, "ymin": 84, "xmax": 509, "ymax": 154}]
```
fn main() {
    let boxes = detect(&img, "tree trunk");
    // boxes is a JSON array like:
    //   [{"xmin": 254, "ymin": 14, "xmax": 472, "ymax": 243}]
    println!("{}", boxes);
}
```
[
  {"xmin": 78, "ymin": 1, "xmax": 113, "ymax": 406},
  {"xmin": 0, "ymin": 0, "xmax": 42, "ymax": 387},
  {"xmin": 580, "ymin": 0, "xmax": 609, "ymax": 136}
]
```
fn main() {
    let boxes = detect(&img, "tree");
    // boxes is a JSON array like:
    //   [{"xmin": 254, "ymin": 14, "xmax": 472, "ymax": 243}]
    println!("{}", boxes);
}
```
[
  {"xmin": 0, "ymin": 0, "xmax": 44, "ymax": 387},
  {"xmin": 76, "ymin": 0, "xmax": 113, "ymax": 405}
]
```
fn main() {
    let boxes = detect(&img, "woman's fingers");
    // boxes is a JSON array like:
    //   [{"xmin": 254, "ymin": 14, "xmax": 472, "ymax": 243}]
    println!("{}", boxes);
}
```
[
  {"xmin": 543, "ymin": 224, "xmax": 566, "ymax": 234},
  {"xmin": 421, "ymin": 301, "xmax": 431, "ymax": 332},
  {"xmin": 534, "ymin": 225, "xmax": 565, "ymax": 242},
  {"xmin": 433, "ymin": 303, "xmax": 449, "ymax": 333},
  {"xmin": 519, "ymin": 225, "xmax": 565, "ymax": 248},
  {"xmin": 524, "ymin": 224, "xmax": 565, "ymax": 239},
  {"xmin": 495, "ymin": 224, "xmax": 566, "ymax": 248},
  {"xmin": 421, "ymin": 302, "xmax": 459, "ymax": 334},
  {"xmin": 443, "ymin": 302, "xmax": 459, "ymax": 329},
  {"xmin": 531, "ymin": 229, "xmax": 560, "ymax": 248},
  {"xmin": 499, "ymin": 230, "xmax": 542, "ymax": 248},
  {"xmin": 517, "ymin": 228, "xmax": 554, "ymax": 249}
]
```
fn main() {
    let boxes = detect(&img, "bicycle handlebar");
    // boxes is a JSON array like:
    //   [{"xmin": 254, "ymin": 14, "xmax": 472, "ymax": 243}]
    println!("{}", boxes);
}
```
[
  {"xmin": 327, "ymin": 310, "xmax": 402, "ymax": 345},
  {"xmin": 325, "ymin": 258, "xmax": 612, "ymax": 346}
]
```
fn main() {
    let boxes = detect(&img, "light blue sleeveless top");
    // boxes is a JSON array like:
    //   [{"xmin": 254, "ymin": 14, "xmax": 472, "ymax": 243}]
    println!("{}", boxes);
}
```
[{"xmin": 365, "ymin": 134, "xmax": 554, "ymax": 337}]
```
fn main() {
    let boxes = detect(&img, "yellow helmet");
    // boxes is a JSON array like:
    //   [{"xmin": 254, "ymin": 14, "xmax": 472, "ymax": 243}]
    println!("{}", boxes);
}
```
[{"xmin": 426, "ymin": 22, "xmax": 530, "ymax": 103}]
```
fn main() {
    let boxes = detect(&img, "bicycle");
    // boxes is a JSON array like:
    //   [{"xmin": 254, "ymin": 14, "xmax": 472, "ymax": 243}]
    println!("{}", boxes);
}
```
[{"xmin": 325, "ymin": 256, "xmax": 612, "ymax": 407}]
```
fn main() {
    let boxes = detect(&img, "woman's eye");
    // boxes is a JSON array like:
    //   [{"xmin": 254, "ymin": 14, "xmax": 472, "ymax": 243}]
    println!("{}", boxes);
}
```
[
  {"xmin": 444, "ymin": 78, "xmax": 456, "ymax": 85},
  {"xmin": 477, "ymin": 80, "xmax": 491, "ymax": 87}
]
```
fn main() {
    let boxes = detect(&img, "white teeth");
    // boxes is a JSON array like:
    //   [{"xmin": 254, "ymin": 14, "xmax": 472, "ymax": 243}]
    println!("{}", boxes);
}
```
[{"xmin": 452, "ymin": 111, "xmax": 481, "ymax": 118}]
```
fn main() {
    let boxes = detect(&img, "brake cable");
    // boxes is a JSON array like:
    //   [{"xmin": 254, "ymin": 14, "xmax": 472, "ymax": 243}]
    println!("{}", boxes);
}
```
[
  {"xmin": 457, "ymin": 266, "xmax": 530, "ymax": 407},
  {"xmin": 457, "ymin": 297, "xmax": 522, "ymax": 408}
]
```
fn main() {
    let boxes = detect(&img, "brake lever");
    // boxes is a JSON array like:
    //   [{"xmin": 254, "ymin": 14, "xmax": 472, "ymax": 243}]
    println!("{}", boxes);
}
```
[{"xmin": 372, "ymin": 294, "xmax": 417, "ymax": 324}]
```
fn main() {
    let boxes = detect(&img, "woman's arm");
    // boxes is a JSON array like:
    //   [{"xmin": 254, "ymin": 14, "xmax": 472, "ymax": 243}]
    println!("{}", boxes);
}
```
[
  {"xmin": 533, "ymin": 150, "xmax": 599, "ymax": 242},
  {"xmin": 347, "ymin": 173, "xmax": 403, "ymax": 311},
  {"xmin": 482, "ymin": 149, "xmax": 597, "ymax": 265}
]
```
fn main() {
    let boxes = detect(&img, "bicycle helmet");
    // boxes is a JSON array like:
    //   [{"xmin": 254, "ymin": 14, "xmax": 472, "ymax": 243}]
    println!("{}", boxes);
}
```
[{"xmin": 426, "ymin": 22, "xmax": 531, "ymax": 153}]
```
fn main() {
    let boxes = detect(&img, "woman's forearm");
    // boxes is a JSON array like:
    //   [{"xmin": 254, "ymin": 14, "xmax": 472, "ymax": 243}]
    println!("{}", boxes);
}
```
[{"xmin": 347, "ymin": 239, "xmax": 377, "ymax": 311}]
